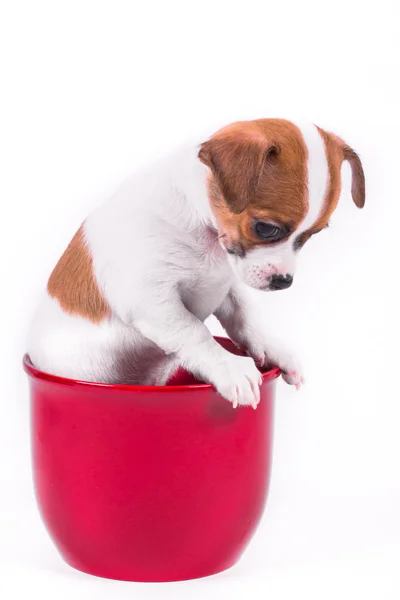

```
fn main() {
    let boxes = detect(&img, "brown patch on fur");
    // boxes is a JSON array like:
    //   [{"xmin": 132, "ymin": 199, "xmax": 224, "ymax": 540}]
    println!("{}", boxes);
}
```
[
  {"xmin": 47, "ymin": 226, "xmax": 110, "ymax": 322},
  {"xmin": 199, "ymin": 119, "xmax": 308, "ymax": 252}
]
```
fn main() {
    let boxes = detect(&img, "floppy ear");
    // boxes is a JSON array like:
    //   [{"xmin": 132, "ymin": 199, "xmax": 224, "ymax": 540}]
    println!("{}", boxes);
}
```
[
  {"xmin": 343, "ymin": 146, "xmax": 365, "ymax": 208},
  {"xmin": 198, "ymin": 134, "xmax": 278, "ymax": 214}
]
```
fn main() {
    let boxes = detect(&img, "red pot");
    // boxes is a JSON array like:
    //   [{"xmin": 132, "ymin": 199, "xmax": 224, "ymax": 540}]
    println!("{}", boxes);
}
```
[{"xmin": 24, "ymin": 337, "xmax": 280, "ymax": 582}]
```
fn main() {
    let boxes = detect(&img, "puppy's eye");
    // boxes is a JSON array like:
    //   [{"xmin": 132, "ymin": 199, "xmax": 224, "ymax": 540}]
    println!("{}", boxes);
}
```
[{"xmin": 253, "ymin": 222, "xmax": 282, "ymax": 241}]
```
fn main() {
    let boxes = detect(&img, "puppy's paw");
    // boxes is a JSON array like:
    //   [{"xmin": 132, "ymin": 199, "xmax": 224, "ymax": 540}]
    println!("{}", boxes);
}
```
[
  {"xmin": 282, "ymin": 368, "xmax": 305, "ymax": 391},
  {"xmin": 211, "ymin": 355, "xmax": 262, "ymax": 409},
  {"xmin": 270, "ymin": 351, "xmax": 304, "ymax": 390},
  {"xmin": 242, "ymin": 337, "xmax": 305, "ymax": 391}
]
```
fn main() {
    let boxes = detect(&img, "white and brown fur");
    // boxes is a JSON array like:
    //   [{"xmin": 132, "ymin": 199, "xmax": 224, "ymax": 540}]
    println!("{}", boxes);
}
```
[{"xmin": 28, "ymin": 119, "xmax": 365, "ymax": 408}]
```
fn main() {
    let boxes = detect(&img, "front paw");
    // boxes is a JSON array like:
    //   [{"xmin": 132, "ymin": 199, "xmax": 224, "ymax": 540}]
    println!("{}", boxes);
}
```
[
  {"xmin": 241, "ymin": 338, "xmax": 305, "ymax": 391},
  {"xmin": 281, "ymin": 367, "xmax": 305, "ymax": 390},
  {"xmin": 210, "ymin": 355, "xmax": 263, "ymax": 409}
]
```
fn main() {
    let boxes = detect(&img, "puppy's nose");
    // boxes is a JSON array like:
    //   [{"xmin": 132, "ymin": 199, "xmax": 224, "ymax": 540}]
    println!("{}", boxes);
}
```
[{"xmin": 270, "ymin": 274, "xmax": 293, "ymax": 290}]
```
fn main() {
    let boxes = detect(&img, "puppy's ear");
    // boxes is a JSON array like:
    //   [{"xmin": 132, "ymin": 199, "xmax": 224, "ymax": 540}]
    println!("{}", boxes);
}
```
[
  {"xmin": 343, "ymin": 146, "xmax": 365, "ymax": 208},
  {"xmin": 198, "ymin": 133, "xmax": 278, "ymax": 214}
]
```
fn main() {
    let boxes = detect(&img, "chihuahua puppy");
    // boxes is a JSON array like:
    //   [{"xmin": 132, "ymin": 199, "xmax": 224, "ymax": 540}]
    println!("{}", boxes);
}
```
[{"xmin": 28, "ymin": 119, "xmax": 365, "ymax": 408}]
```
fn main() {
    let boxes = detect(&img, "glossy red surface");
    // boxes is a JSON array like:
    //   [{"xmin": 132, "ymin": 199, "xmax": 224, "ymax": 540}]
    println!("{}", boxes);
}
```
[{"xmin": 24, "ymin": 338, "xmax": 280, "ymax": 582}]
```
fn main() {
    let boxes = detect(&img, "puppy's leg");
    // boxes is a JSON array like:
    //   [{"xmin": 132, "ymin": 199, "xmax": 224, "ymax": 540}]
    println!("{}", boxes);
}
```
[
  {"xmin": 126, "ymin": 293, "xmax": 262, "ymax": 408},
  {"xmin": 214, "ymin": 282, "xmax": 304, "ymax": 390}
]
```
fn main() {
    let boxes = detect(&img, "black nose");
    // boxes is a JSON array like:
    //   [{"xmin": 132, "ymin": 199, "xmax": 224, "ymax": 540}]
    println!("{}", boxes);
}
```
[{"xmin": 269, "ymin": 274, "xmax": 293, "ymax": 290}]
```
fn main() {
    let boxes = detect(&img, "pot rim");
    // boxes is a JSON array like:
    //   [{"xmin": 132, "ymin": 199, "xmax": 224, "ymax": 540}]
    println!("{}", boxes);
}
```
[{"xmin": 23, "ymin": 336, "xmax": 281, "ymax": 393}]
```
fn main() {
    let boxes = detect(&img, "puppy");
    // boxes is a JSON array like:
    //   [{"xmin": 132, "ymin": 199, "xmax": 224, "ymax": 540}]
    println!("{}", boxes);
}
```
[{"xmin": 28, "ymin": 119, "xmax": 365, "ymax": 408}]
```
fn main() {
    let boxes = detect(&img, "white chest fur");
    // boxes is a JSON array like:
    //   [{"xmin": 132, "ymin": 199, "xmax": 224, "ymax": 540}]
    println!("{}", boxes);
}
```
[{"xmin": 178, "ymin": 227, "xmax": 233, "ymax": 322}]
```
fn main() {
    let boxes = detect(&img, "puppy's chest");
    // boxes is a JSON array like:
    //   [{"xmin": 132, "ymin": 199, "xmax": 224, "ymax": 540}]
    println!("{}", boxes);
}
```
[{"xmin": 179, "ymin": 237, "xmax": 233, "ymax": 319}]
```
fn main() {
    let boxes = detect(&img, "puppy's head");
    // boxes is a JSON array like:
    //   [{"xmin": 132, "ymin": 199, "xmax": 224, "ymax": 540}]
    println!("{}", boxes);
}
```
[{"xmin": 199, "ymin": 119, "xmax": 365, "ymax": 291}]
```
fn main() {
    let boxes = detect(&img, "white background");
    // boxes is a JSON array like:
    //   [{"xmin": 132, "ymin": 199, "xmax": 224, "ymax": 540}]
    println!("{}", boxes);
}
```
[{"xmin": 1, "ymin": 0, "xmax": 399, "ymax": 598}]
